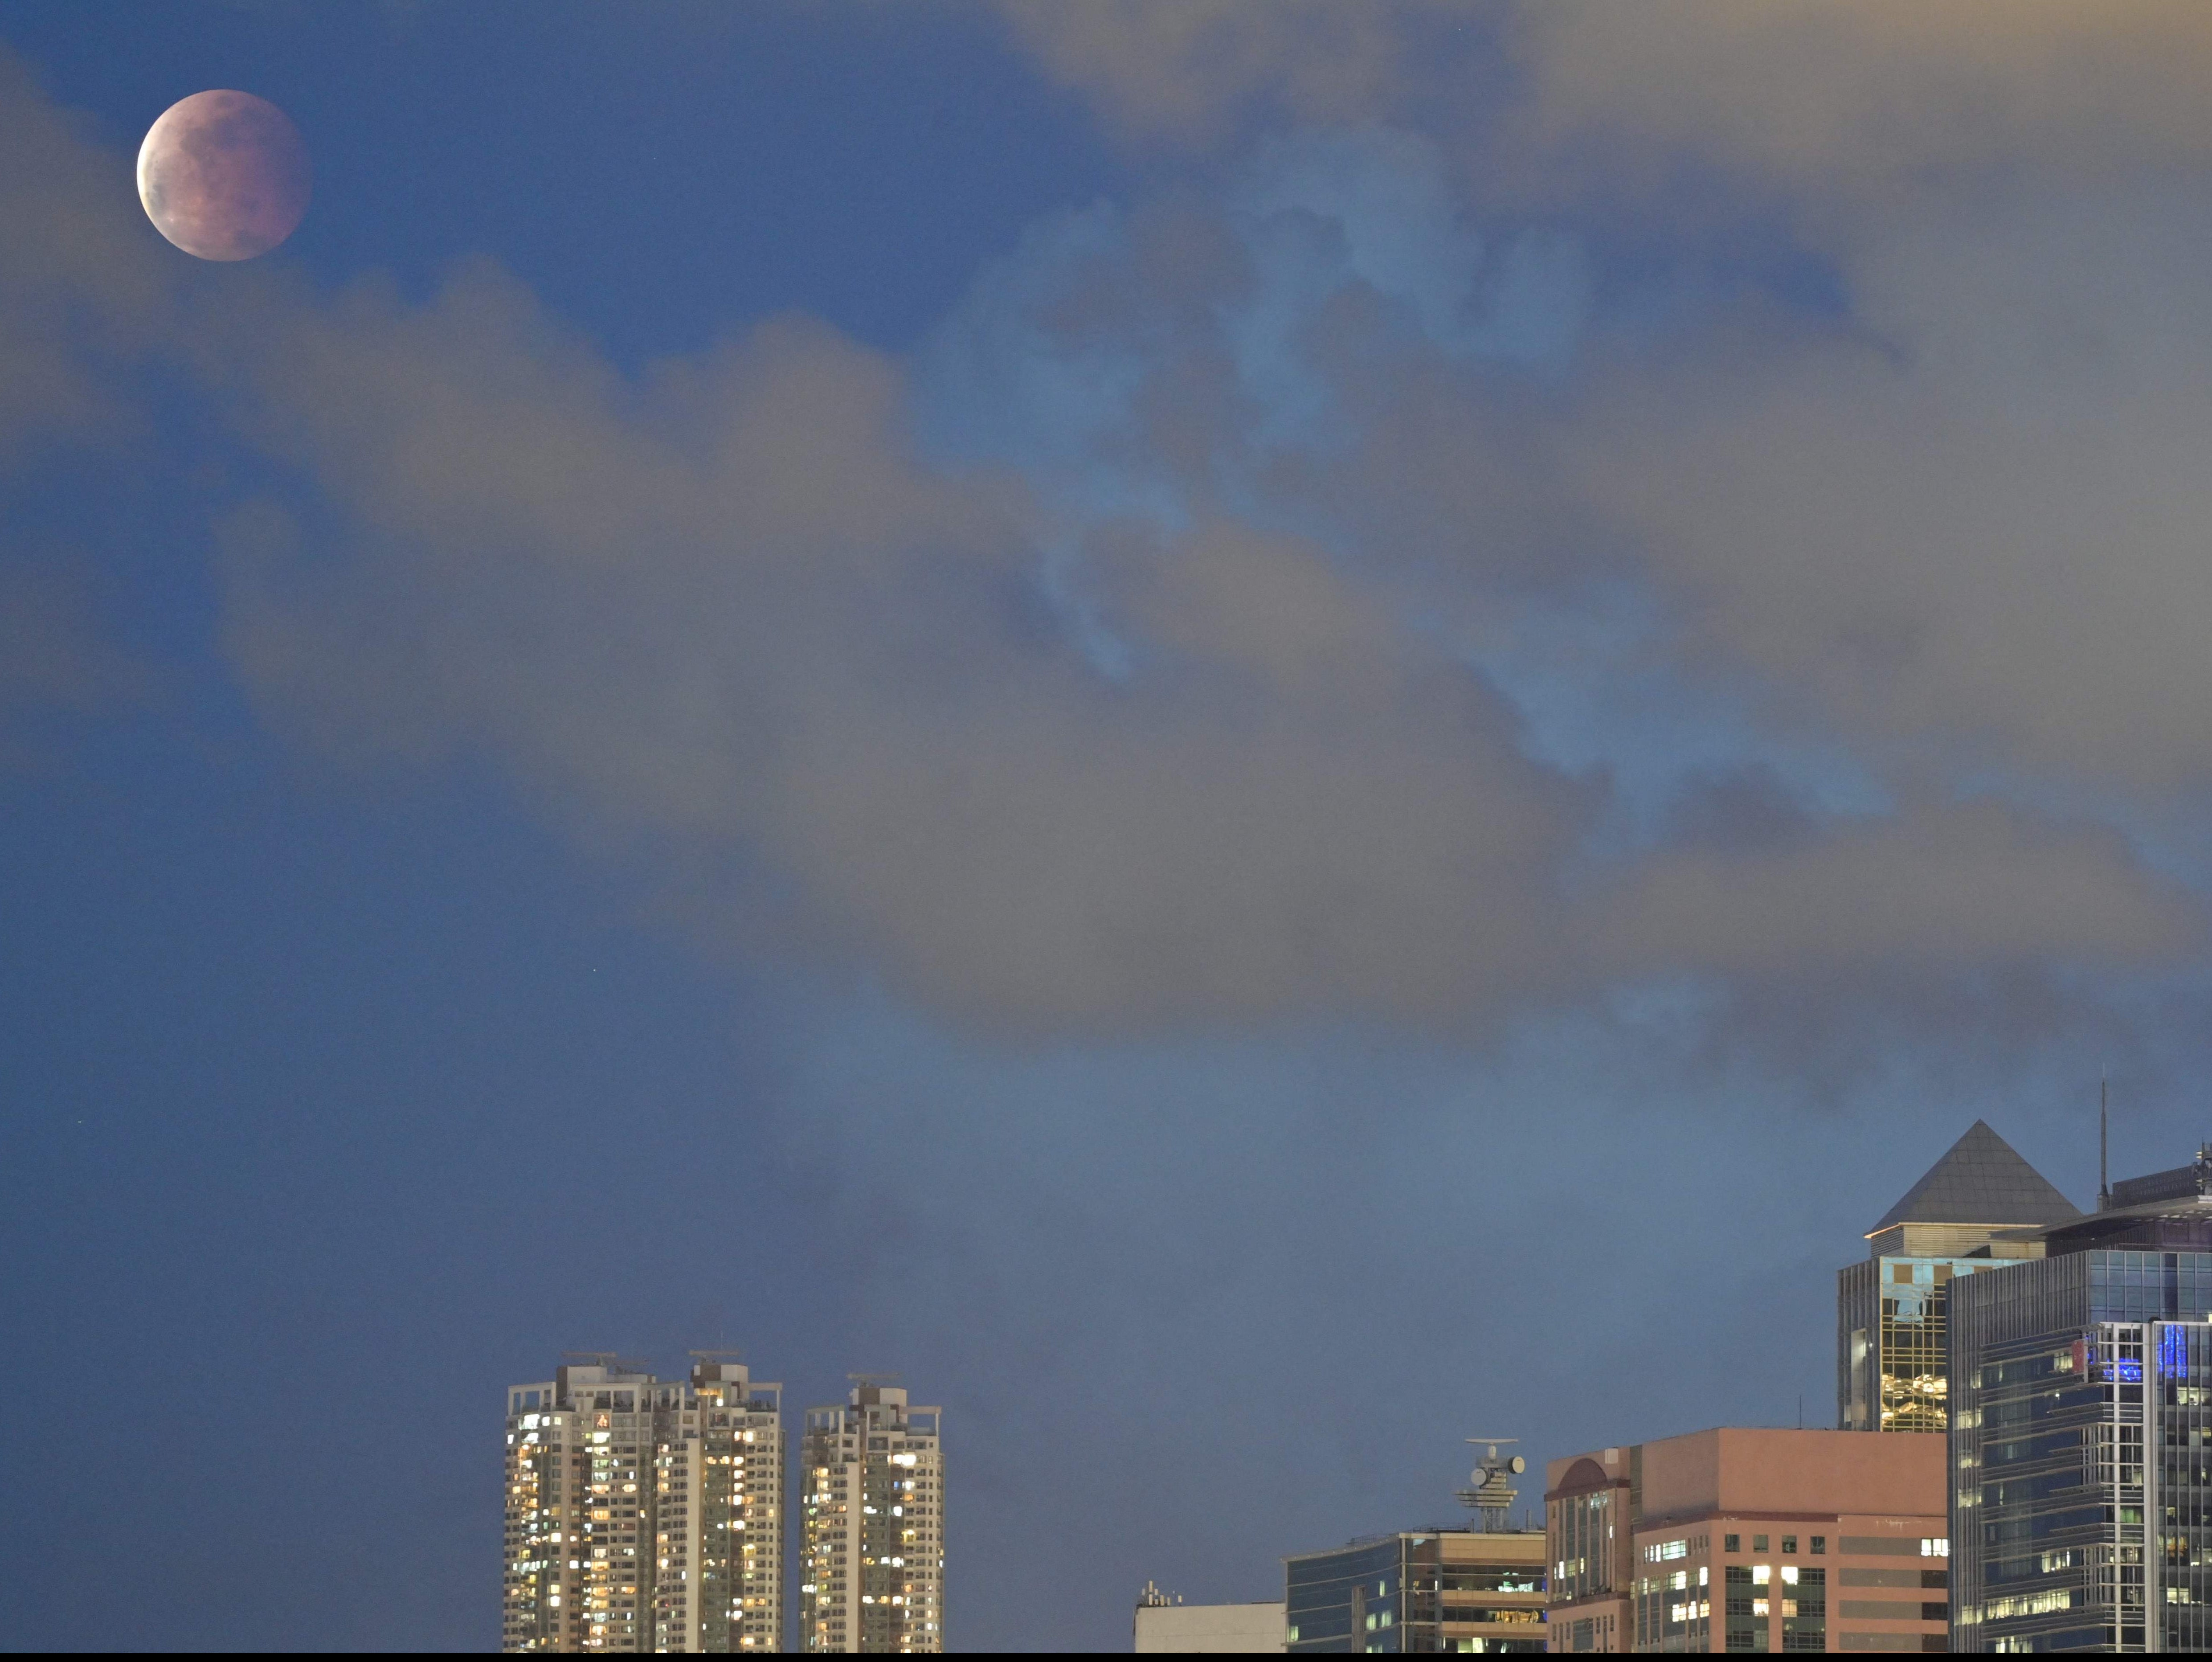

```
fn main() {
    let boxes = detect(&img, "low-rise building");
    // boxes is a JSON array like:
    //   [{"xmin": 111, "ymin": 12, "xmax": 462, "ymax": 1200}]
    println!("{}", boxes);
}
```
[
  {"xmin": 1545, "ymin": 1428, "xmax": 1946, "ymax": 1654},
  {"xmin": 1133, "ymin": 1586, "xmax": 1286, "ymax": 1653},
  {"xmin": 1285, "ymin": 1527, "xmax": 1546, "ymax": 1653}
]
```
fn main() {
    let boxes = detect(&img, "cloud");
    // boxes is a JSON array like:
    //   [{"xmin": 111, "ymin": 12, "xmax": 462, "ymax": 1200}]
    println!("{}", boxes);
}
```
[
  {"xmin": 206, "ymin": 234, "xmax": 2193, "ymax": 1029},
  {"xmin": 994, "ymin": 0, "xmax": 1432, "ymax": 147},
  {"xmin": 1599, "ymin": 800, "xmax": 2194, "ymax": 978},
  {"xmin": 1558, "ymin": 184, "xmax": 2212, "ymax": 797},
  {"xmin": 0, "ymin": 48, "xmax": 172, "ymax": 454},
  {"xmin": 1508, "ymin": 1, "xmax": 2212, "ymax": 197},
  {"xmin": 997, "ymin": 1, "xmax": 2212, "ymax": 199},
  {"xmin": 1, "ymin": 38, "xmax": 2198, "ymax": 1035},
  {"xmin": 212, "ymin": 262, "xmax": 1588, "ymax": 1029}
]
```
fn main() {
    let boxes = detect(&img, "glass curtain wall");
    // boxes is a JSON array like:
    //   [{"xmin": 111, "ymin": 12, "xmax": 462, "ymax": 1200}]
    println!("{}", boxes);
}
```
[{"xmin": 1953, "ymin": 1251, "xmax": 2212, "ymax": 1653}]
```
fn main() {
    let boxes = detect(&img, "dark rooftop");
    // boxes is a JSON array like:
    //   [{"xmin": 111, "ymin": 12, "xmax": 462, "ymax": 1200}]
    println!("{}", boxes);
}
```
[{"xmin": 1869, "ymin": 1119, "xmax": 2082, "ymax": 1234}]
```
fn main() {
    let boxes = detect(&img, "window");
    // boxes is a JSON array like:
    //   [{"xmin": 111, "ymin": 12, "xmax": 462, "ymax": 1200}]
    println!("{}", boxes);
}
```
[
  {"xmin": 1810, "ymin": 1537, "xmax": 1826, "ymax": 1556},
  {"xmin": 1725, "ymin": 1535, "xmax": 1741, "ymax": 1554},
  {"xmin": 1782, "ymin": 1535, "xmax": 1797, "ymax": 1554},
  {"xmin": 1753, "ymin": 1535, "xmax": 1769, "ymax": 1551}
]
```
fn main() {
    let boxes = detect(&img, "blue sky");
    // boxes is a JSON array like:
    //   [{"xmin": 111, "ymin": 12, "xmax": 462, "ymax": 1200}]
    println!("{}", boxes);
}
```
[{"xmin": 7, "ymin": 2, "xmax": 2212, "ymax": 1650}]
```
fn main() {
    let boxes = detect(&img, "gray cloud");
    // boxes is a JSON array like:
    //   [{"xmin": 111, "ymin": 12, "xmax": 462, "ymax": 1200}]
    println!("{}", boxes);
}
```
[
  {"xmin": 0, "ymin": 49, "xmax": 171, "ymax": 455},
  {"xmin": 994, "ymin": 0, "xmax": 1435, "ymax": 147},
  {"xmin": 1560, "ymin": 185, "xmax": 2212, "ymax": 796},
  {"xmin": 212, "ymin": 264, "xmax": 1588, "ymax": 1029},
  {"xmin": 1507, "ymin": 1, "xmax": 2212, "ymax": 197},
  {"xmin": 998, "ymin": 2, "xmax": 2212, "ymax": 192},
  {"xmin": 0, "ymin": 37, "xmax": 2198, "ymax": 1035}
]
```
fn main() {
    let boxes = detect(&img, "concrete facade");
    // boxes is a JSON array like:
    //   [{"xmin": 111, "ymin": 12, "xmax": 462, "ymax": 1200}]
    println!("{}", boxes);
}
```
[
  {"xmin": 1133, "ymin": 1599, "xmax": 1287, "ymax": 1653},
  {"xmin": 1546, "ymin": 1428, "xmax": 1946, "ymax": 1654},
  {"xmin": 502, "ymin": 1358, "xmax": 785, "ymax": 1654},
  {"xmin": 799, "ymin": 1382, "xmax": 944, "ymax": 1654}
]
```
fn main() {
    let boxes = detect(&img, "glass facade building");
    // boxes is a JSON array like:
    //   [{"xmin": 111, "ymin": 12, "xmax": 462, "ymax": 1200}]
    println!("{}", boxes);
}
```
[
  {"xmin": 1284, "ymin": 1530, "xmax": 1546, "ymax": 1654},
  {"xmin": 1952, "ymin": 1250, "xmax": 2212, "ymax": 1652},
  {"xmin": 1839, "ymin": 1121, "xmax": 2079, "ymax": 1435},
  {"xmin": 1841, "ymin": 1256, "xmax": 2024, "ymax": 1434}
]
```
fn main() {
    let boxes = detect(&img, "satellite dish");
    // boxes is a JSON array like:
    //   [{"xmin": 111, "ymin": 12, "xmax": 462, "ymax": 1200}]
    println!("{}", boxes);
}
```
[{"xmin": 1459, "ymin": 1437, "xmax": 1525, "ymax": 1532}]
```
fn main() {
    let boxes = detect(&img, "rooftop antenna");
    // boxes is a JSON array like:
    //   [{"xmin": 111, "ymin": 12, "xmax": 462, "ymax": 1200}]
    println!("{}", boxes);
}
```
[
  {"xmin": 2101, "ymin": 1073, "xmax": 2111, "ymax": 1212},
  {"xmin": 1457, "ymin": 1439, "xmax": 1526, "ymax": 1534}
]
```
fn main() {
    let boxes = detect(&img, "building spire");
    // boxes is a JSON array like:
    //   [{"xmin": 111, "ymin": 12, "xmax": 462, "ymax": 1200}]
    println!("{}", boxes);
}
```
[{"xmin": 2100, "ymin": 1073, "xmax": 2111, "ymax": 1212}]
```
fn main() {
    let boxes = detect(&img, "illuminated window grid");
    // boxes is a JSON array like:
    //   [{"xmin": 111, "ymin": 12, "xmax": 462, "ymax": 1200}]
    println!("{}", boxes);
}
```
[{"xmin": 504, "ymin": 1357, "xmax": 784, "ymax": 1654}]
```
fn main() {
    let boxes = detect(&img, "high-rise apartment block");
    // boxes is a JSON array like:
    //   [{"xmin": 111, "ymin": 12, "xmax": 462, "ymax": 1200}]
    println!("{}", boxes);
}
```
[
  {"xmin": 1837, "ymin": 1120, "xmax": 2078, "ymax": 1434},
  {"xmin": 503, "ymin": 1356, "xmax": 785, "ymax": 1654},
  {"xmin": 799, "ymin": 1381, "xmax": 944, "ymax": 1654}
]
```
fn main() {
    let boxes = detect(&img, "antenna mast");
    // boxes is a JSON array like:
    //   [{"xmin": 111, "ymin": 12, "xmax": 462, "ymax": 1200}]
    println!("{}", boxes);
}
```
[
  {"xmin": 2100, "ymin": 1073, "xmax": 2111, "ymax": 1212},
  {"xmin": 1456, "ymin": 1439, "xmax": 1527, "ymax": 1534}
]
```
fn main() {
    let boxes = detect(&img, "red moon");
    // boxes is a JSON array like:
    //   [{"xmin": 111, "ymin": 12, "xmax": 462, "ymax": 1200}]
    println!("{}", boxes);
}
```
[{"xmin": 137, "ymin": 90, "xmax": 311, "ymax": 261}]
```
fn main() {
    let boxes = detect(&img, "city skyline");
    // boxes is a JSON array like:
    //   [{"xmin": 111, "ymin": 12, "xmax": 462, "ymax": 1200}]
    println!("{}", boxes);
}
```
[{"xmin": 11, "ymin": 2, "xmax": 2212, "ymax": 1651}]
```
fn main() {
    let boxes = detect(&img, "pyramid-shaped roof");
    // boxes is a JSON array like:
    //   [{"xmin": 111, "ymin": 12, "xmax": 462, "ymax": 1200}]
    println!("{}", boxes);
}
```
[{"xmin": 1869, "ymin": 1119, "xmax": 2082, "ymax": 1233}]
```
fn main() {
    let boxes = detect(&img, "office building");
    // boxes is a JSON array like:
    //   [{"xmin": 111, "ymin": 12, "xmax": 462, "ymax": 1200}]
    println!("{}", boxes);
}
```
[
  {"xmin": 502, "ymin": 1355, "xmax": 785, "ymax": 1654},
  {"xmin": 1545, "ymin": 1428, "xmax": 1946, "ymax": 1653},
  {"xmin": 1950, "ymin": 1142, "xmax": 2212, "ymax": 1652},
  {"xmin": 799, "ymin": 1380, "xmax": 944, "ymax": 1654},
  {"xmin": 1284, "ymin": 1528, "xmax": 1546, "ymax": 1651},
  {"xmin": 1133, "ymin": 1583, "xmax": 1286, "ymax": 1652},
  {"xmin": 1838, "ymin": 1120, "xmax": 2079, "ymax": 1434}
]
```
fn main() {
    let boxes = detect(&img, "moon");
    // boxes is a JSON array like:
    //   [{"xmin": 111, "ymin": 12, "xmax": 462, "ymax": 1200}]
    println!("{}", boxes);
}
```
[{"xmin": 137, "ymin": 91, "xmax": 311, "ymax": 262}]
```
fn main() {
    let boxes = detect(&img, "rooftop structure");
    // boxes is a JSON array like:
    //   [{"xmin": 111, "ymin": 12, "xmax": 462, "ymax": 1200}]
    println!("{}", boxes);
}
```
[
  {"xmin": 1285, "ymin": 1445, "xmax": 1545, "ymax": 1654},
  {"xmin": 1840, "ymin": 1121, "xmax": 2081, "ymax": 1434},
  {"xmin": 1864, "ymin": 1119, "xmax": 2081, "ymax": 1260}
]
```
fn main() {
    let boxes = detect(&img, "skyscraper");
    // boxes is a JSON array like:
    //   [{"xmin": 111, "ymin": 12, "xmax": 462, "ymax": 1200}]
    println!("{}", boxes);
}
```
[
  {"xmin": 798, "ymin": 1380, "xmax": 944, "ymax": 1654},
  {"xmin": 1950, "ymin": 1144, "xmax": 2212, "ymax": 1652},
  {"xmin": 1837, "ymin": 1120, "xmax": 2079, "ymax": 1433},
  {"xmin": 503, "ymin": 1355, "xmax": 785, "ymax": 1654}
]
